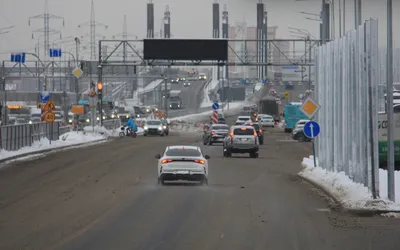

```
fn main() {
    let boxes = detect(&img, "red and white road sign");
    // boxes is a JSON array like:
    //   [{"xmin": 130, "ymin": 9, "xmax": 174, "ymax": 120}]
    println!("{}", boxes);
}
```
[{"xmin": 212, "ymin": 110, "xmax": 218, "ymax": 124}]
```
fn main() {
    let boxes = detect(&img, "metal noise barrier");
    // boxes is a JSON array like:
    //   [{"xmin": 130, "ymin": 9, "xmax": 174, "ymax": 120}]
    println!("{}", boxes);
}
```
[
  {"xmin": 0, "ymin": 122, "xmax": 70, "ymax": 151},
  {"xmin": 314, "ymin": 18, "xmax": 380, "ymax": 195}
]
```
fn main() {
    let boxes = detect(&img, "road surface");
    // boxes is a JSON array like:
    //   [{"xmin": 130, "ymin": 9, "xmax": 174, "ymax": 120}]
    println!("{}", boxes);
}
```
[
  {"xmin": 0, "ymin": 124, "xmax": 399, "ymax": 249},
  {"xmin": 168, "ymin": 80, "xmax": 208, "ymax": 118}
]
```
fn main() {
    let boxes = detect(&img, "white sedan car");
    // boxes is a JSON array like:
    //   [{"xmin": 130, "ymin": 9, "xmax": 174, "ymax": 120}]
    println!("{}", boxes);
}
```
[
  {"xmin": 156, "ymin": 145, "xmax": 210, "ymax": 185},
  {"xmin": 259, "ymin": 115, "xmax": 275, "ymax": 127}
]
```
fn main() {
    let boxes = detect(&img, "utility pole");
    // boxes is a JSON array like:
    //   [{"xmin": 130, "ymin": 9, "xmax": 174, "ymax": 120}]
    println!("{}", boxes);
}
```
[
  {"xmin": 29, "ymin": 0, "xmax": 64, "ymax": 60},
  {"xmin": 386, "ymin": 0, "xmax": 395, "ymax": 202},
  {"xmin": 78, "ymin": 1, "xmax": 108, "ymax": 61}
]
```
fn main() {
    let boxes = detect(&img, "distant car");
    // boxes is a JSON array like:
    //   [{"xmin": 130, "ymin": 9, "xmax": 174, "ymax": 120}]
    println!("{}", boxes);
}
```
[
  {"xmin": 259, "ymin": 115, "xmax": 275, "ymax": 127},
  {"xmin": 203, "ymin": 124, "xmax": 229, "ymax": 145},
  {"xmin": 178, "ymin": 77, "xmax": 186, "ymax": 81},
  {"xmin": 183, "ymin": 82, "xmax": 191, "ymax": 87},
  {"xmin": 143, "ymin": 119, "xmax": 167, "ymax": 136},
  {"xmin": 292, "ymin": 128, "xmax": 311, "ymax": 142},
  {"xmin": 223, "ymin": 125, "xmax": 259, "ymax": 158},
  {"xmin": 217, "ymin": 118, "xmax": 226, "ymax": 124},
  {"xmin": 155, "ymin": 145, "xmax": 210, "ymax": 185},
  {"xmin": 235, "ymin": 116, "xmax": 252, "ymax": 124}
]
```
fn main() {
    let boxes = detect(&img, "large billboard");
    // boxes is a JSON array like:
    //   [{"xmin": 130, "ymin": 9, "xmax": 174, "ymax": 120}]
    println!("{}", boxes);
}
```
[{"xmin": 143, "ymin": 39, "xmax": 228, "ymax": 61}]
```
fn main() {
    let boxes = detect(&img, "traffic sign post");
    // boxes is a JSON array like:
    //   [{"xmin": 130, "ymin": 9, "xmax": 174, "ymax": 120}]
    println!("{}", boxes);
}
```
[
  {"xmin": 284, "ymin": 92, "xmax": 289, "ymax": 99},
  {"xmin": 299, "ymin": 97, "xmax": 320, "ymax": 119},
  {"xmin": 40, "ymin": 91, "xmax": 50, "ymax": 102},
  {"xmin": 44, "ymin": 111, "xmax": 56, "ymax": 123},
  {"xmin": 303, "ymin": 121, "xmax": 320, "ymax": 138},
  {"xmin": 212, "ymin": 102, "xmax": 219, "ymax": 110},
  {"xmin": 72, "ymin": 67, "xmax": 83, "ymax": 78}
]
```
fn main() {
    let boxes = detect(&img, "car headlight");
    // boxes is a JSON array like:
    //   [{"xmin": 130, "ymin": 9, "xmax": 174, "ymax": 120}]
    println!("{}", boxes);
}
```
[
  {"xmin": 111, "ymin": 114, "xmax": 115, "ymax": 118},
  {"xmin": 144, "ymin": 126, "xmax": 148, "ymax": 130},
  {"xmin": 146, "ymin": 109, "xmax": 150, "ymax": 112},
  {"xmin": 103, "ymin": 116, "xmax": 106, "ymax": 119},
  {"xmin": 86, "ymin": 119, "xmax": 90, "ymax": 122},
  {"xmin": 170, "ymin": 105, "xmax": 172, "ymax": 107},
  {"xmin": 69, "ymin": 119, "xmax": 72, "ymax": 123},
  {"xmin": 158, "ymin": 126, "xmax": 162, "ymax": 130},
  {"xmin": 163, "ymin": 125, "xmax": 166, "ymax": 129},
  {"xmin": 177, "ymin": 105, "xmax": 180, "ymax": 107},
  {"xmin": 97, "ymin": 117, "xmax": 100, "ymax": 120},
  {"xmin": 28, "ymin": 120, "xmax": 32, "ymax": 124}
]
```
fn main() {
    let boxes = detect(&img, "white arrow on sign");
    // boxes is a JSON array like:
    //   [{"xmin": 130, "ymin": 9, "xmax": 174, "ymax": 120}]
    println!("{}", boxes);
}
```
[{"xmin": 310, "ymin": 123, "xmax": 314, "ymax": 138}]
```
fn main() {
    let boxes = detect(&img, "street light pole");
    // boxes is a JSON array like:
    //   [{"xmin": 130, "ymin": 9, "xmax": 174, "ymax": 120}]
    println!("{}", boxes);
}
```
[{"xmin": 386, "ymin": 0, "xmax": 395, "ymax": 202}]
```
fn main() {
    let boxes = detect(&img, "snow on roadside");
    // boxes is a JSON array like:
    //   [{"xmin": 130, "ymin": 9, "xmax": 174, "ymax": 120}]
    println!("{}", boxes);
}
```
[
  {"xmin": 300, "ymin": 156, "xmax": 400, "ymax": 211},
  {"xmin": 200, "ymin": 80, "xmax": 219, "ymax": 108},
  {"xmin": 0, "ymin": 132, "xmax": 106, "ymax": 161}
]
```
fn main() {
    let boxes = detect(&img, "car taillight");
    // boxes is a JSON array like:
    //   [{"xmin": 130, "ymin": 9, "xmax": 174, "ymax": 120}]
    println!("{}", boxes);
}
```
[
  {"xmin": 211, "ymin": 131, "xmax": 216, "ymax": 135},
  {"xmin": 161, "ymin": 159, "xmax": 173, "ymax": 164},
  {"xmin": 259, "ymin": 129, "xmax": 262, "ymax": 133},
  {"xmin": 194, "ymin": 159, "xmax": 205, "ymax": 164},
  {"xmin": 254, "ymin": 132, "xmax": 257, "ymax": 144}
]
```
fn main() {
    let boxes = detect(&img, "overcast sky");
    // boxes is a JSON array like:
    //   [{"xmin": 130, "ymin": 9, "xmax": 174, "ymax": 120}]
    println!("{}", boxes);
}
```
[{"xmin": 0, "ymin": 0, "xmax": 398, "ymax": 60}]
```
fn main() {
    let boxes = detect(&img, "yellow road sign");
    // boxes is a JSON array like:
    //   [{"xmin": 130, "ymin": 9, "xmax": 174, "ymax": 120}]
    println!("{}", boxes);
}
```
[
  {"xmin": 72, "ymin": 67, "xmax": 83, "ymax": 78},
  {"xmin": 44, "ymin": 111, "xmax": 56, "ymax": 123},
  {"xmin": 300, "ymin": 97, "xmax": 320, "ymax": 118},
  {"xmin": 284, "ymin": 92, "xmax": 289, "ymax": 98},
  {"xmin": 43, "ymin": 100, "xmax": 56, "ymax": 111}
]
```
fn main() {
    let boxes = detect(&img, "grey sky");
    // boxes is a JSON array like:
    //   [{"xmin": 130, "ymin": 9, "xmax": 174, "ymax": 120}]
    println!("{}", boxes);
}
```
[{"xmin": 0, "ymin": 0, "xmax": 398, "ymax": 60}]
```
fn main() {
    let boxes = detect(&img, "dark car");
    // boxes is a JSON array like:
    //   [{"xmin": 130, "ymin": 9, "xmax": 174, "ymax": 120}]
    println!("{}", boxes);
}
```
[
  {"xmin": 203, "ymin": 124, "xmax": 230, "ymax": 145},
  {"xmin": 292, "ymin": 128, "xmax": 311, "ymax": 142},
  {"xmin": 245, "ymin": 122, "xmax": 264, "ymax": 145}
]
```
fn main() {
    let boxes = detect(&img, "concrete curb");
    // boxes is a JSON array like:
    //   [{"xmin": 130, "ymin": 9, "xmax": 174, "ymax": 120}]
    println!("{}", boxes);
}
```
[
  {"xmin": 297, "ymin": 172, "xmax": 400, "ymax": 216},
  {"xmin": 0, "ymin": 138, "xmax": 110, "ymax": 164}
]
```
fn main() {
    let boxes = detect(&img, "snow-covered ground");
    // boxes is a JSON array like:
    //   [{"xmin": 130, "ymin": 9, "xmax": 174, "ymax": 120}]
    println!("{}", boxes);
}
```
[
  {"xmin": 137, "ymin": 79, "xmax": 163, "ymax": 94},
  {"xmin": 254, "ymin": 82, "xmax": 263, "ymax": 91},
  {"xmin": 300, "ymin": 156, "xmax": 400, "ymax": 211},
  {"xmin": 200, "ymin": 80, "xmax": 220, "ymax": 108},
  {"xmin": 0, "ymin": 132, "xmax": 106, "ymax": 162}
]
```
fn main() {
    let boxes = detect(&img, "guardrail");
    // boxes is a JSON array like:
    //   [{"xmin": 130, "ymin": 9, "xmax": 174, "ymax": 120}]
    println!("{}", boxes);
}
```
[{"xmin": 0, "ymin": 122, "xmax": 67, "ymax": 151}]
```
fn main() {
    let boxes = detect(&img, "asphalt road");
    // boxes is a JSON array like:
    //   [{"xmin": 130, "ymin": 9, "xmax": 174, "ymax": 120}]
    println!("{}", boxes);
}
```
[
  {"xmin": 1, "ymin": 117, "xmax": 400, "ymax": 249},
  {"xmin": 168, "ymin": 80, "xmax": 208, "ymax": 118}
]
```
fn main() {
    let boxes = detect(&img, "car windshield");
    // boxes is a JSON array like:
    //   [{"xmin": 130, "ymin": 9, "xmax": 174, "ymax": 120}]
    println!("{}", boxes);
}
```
[
  {"xmin": 238, "ymin": 117, "xmax": 250, "ymax": 121},
  {"xmin": 165, "ymin": 148, "xmax": 201, "ymax": 157},
  {"xmin": 212, "ymin": 125, "xmax": 228, "ymax": 130},
  {"xmin": 147, "ymin": 120, "xmax": 161, "ymax": 125},
  {"xmin": 233, "ymin": 128, "xmax": 255, "ymax": 135}
]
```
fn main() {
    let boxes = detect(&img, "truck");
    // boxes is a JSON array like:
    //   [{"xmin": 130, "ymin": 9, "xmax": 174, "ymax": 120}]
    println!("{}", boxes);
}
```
[
  {"xmin": 168, "ymin": 90, "xmax": 183, "ymax": 109},
  {"xmin": 283, "ymin": 102, "xmax": 309, "ymax": 133},
  {"xmin": 259, "ymin": 96, "xmax": 279, "ymax": 121}
]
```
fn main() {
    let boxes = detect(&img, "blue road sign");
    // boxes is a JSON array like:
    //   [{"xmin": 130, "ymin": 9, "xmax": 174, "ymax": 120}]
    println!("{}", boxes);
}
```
[
  {"xmin": 241, "ymin": 78, "xmax": 247, "ymax": 85},
  {"xmin": 11, "ymin": 53, "xmax": 26, "ymax": 63},
  {"xmin": 262, "ymin": 79, "xmax": 268, "ymax": 85},
  {"xmin": 282, "ymin": 66, "xmax": 299, "ymax": 70},
  {"xmin": 212, "ymin": 102, "xmax": 219, "ymax": 110},
  {"xmin": 49, "ymin": 48, "xmax": 62, "ymax": 57},
  {"xmin": 303, "ymin": 121, "xmax": 320, "ymax": 138},
  {"xmin": 40, "ymin": 91, "xmax": 50, "ymax": 102}
]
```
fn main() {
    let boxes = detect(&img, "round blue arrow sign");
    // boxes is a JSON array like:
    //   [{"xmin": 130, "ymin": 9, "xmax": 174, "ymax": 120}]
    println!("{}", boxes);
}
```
[
  {"xmin": 40, "ymin": 91, "xmax": 50, "ymax": 102},
  {"xmin": 212, "ymin": 102, "xmax": 219, "ymax": 110},
  {"xmin": 303, "ymin": 121, "xmax": 320, "ymax": 138}
]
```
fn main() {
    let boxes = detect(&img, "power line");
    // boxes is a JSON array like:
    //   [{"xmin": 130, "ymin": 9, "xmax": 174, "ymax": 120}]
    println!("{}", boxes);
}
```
[
  {"xmin": 28, "ymin": 0, "xmax": 65, "ymax": 59},
  {"xmin": 78, "ymin": 1, "xmax": 108, "ymax": 61}
]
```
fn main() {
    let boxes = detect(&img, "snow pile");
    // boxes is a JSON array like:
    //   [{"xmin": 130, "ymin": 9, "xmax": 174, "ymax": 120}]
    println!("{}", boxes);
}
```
[
  {"xmin": 0, "ymin": 132, "xmax": 106, "ymax": 161},
  {"xmin": 300, "ymin": 156, "xmax": 400, "ymax": 211},
  {"xmin": 137, "ymin": 79, "xmax": 163, "ymax": 94},
  {"xmin": 169, "ymin": 121, "xmax": 206, "ymax": 133},
  {"xmin": 200, "ymin": 80, "xmax": 219, "ymax": 108}
]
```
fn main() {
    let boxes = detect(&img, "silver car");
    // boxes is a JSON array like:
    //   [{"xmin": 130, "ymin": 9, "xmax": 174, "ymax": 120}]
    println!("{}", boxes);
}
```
[{"xmin": 222, "ymin": 125, "xmax": 259, "ymax": 158}]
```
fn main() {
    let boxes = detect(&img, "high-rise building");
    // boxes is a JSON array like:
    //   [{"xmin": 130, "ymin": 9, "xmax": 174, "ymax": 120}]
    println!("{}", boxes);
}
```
[{"xmin": 227, "ymin": 23, "xmax": 279, "ymax": 79}]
